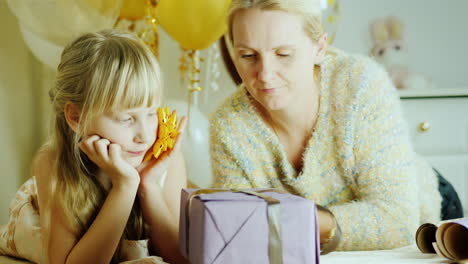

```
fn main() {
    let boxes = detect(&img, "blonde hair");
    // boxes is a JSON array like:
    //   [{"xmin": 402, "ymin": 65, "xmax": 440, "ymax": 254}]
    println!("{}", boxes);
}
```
[
  {"xmin": 227, "ymin": 0, "xmax": 324, "ymax": 43},
  {"xmin": 47, "ymin": 29, "xmax": 161, "ymax": 262}
]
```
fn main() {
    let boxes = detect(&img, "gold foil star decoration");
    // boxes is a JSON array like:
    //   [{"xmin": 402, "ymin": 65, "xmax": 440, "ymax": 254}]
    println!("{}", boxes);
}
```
[{"xmin": 144, "ymin": 107, "xmax": 179, "ymax": 162}]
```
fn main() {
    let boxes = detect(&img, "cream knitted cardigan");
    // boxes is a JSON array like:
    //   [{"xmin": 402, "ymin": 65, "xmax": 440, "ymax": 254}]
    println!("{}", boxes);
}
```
[{"xmin": 209, "ymin": 49, "xmax": 441, "ymax": 250}]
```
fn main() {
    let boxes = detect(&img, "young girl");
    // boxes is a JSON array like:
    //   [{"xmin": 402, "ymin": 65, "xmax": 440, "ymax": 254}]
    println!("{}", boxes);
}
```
[{"xmin": 0, "ymin": 30, "xmax": 188, "ymax": 264}]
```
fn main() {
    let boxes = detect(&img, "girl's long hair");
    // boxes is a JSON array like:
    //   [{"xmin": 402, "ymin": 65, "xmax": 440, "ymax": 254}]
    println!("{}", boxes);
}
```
[{"xmin": 47, "ymin": 29, "xmax": 161, "ymax": 262}]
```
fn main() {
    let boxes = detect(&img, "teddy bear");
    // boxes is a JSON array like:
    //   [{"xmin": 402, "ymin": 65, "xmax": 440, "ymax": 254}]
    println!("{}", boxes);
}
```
[{"xmin": 370, "ymin": 16, "xmax": 432, "ymax": 90}]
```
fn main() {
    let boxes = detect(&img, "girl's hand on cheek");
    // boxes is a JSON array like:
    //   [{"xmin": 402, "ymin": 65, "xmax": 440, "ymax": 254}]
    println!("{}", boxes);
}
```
[
  {"xmin": 79, "ymin": 134, "xmax": 140, "ymax": 187},
  {"xmin": 137, "ymin": 116, "xmax": 187, "ymax": 190}
]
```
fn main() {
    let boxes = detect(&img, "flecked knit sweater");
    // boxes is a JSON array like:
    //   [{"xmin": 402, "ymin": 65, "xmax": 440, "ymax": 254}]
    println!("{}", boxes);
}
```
[{"xmin": 209, "ymin": 49, "xmax": 441, "ymax": 250}]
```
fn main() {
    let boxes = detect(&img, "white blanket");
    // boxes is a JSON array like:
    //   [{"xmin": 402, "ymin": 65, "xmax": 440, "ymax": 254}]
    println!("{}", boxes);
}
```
[
  {"xmin": 0, "ymin": 244, "xmax": 446, "ymax": 264},
  {"xmin": 322, "ymin": 244, "xmax": 448, "ymax": 264}
]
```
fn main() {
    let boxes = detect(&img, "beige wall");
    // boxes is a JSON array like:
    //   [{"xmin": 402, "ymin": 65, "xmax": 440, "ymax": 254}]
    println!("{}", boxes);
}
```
[
  {"xmin": 0, "ymin": 1, "xmax": 47, "ymax": 223},
  {"xmin": 334, "ymin": 0, "xmax": 468, "ymax": 88}
]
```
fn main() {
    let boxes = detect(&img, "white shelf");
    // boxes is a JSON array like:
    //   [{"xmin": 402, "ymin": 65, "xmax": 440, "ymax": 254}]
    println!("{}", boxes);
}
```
[{"xmin": 399, "ymin": 87, "xmax": 468, "ymax": 98}]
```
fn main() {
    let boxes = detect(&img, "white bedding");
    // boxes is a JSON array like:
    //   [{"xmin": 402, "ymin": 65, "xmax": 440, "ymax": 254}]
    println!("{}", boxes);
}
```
[
  {"xmin": 0, "ymin": 256, "xmax": 31, "ymax": 264},
  {"xmin": 0, "ymin": 244, "xmax": 447, "ymax": 264},
  {"xmin": 322, "ymin": 244, "xmax": 449, "ymax": 264}
]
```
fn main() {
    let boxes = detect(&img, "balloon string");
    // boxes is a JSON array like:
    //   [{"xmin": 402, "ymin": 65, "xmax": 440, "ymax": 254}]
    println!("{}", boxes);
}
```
[
  {"xmin": 143, "ymin": 0, "xmax": 160, "ymax": 58},
  {"xmin": 179, "ymin": 48, "xmax": 189, "ymax": 82},
  {"xmin": 186, "ymin": 50, "xmax": 203, "ymax": 133}
]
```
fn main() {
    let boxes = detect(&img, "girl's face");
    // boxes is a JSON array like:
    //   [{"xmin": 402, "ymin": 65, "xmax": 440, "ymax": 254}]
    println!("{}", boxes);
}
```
[
  {"xmin": 231, "ymin": 8, "xmax": 326, "ymax": 111},
  {"xmin": 86, "ymin": 106, "xmax": 158, "ymax": 167}
]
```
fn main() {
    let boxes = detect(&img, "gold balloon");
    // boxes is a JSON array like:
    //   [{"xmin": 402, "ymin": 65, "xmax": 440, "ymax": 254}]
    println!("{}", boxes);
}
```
[
  {"xmin": 119, "ymin": 0, "xmax": 147, "ymax": 21},
  {"xmin": 155, "ymin": 0, "xmax": 231, "ymax": 50}
]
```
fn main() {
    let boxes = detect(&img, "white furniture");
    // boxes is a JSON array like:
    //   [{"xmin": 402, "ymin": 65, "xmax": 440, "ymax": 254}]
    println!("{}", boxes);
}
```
[{"xmin": 400, "ymin": 88, "xmax": 468, "ymax": 216}]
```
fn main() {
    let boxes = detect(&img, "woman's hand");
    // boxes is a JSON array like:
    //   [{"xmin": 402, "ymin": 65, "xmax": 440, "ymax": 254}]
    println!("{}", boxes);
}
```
[
  {"xmin": 79, "ymin": 134, "xmax": 140, "ymax": 187},
  {"xmin": 317, "ymin": 205, "xmax": 341, "ymax": 254},
  {"xmin": 137, "ymin": 115, "xmax": 187, "ymax": 191}
]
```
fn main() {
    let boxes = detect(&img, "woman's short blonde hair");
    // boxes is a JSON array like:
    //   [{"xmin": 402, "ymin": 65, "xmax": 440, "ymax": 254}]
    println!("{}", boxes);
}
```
[{"xmin": 227, "ymin": 0, "xmax": 324, "ymax": 43}]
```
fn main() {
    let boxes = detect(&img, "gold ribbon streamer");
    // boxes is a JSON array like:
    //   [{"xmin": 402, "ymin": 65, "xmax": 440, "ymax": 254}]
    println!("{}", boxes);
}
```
[{"xmin": 185, "ymin": 189, "xmax": 286, "ymax": 263}]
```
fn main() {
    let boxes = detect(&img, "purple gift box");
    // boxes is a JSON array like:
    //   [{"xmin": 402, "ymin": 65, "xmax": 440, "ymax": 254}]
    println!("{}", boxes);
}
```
[{"xmin": 179, "ymin": 189, "xmax": 320, "ymax": 264}]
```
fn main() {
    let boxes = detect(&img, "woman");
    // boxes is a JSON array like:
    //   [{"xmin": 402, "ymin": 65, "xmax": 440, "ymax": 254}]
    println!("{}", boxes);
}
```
[{"xmin": 210, "ymin": 0, "xmax": 460, "ymax": 251}]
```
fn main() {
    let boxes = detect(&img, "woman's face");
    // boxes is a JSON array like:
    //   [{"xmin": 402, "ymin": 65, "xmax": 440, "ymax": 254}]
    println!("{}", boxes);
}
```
[{"xmin": 232, "ymin": 8, "xmax": 326, "ymax": 111}]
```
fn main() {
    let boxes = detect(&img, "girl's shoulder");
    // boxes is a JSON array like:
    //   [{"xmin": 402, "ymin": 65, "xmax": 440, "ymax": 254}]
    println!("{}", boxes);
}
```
[
  {"xmin": 33, "ymin": 144, "xmax": 56, "ymax": 210},
  {"xmin": 33, "ymin": 144, "xmax": 55, "ymax": 181}
]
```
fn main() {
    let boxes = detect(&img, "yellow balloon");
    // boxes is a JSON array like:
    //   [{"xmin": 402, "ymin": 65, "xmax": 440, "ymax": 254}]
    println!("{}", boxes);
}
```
[
  {"xmin": 155, "ymin": 0, "xmax": 231, "ymax": 50},
  {"xmin": 119, "ymin": 0, "xmax": 147, "ymax": 21}
]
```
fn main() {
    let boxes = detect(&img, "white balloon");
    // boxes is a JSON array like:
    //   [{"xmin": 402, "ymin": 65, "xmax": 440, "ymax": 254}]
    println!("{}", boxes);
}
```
[
  {"xmin": 6, "ymin": 0, "xmax": 121, "ymax": 69},
  {"xmin": 165, "ymin": 99, "xmax": 213, "ymax": 188},
  {"xmin": 19, "ymin": 25, "xmax": 63, "ymax": 70},
  {"xmin": 6, "ymin": 0, "xmax": 121, "ymax": 47}
]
